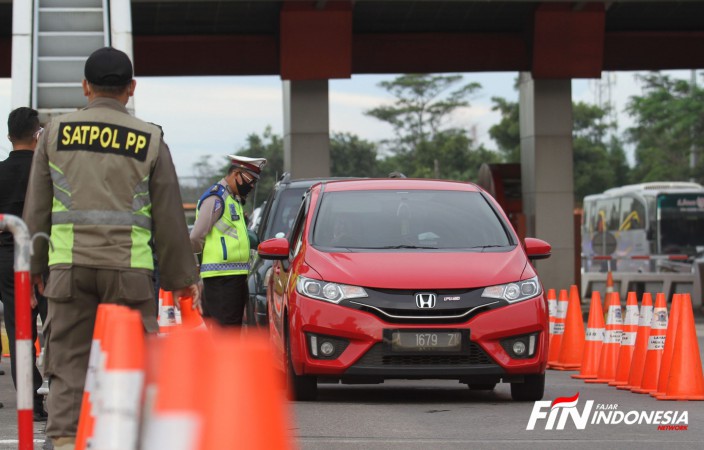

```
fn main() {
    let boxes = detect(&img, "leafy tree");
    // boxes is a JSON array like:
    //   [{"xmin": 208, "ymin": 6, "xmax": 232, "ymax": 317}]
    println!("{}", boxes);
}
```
[
  {"xmin": 489, "ymin": 96, "xmax": 520, "ymax": 163},
  {"xmin": 487, "ymin": 98, "xmax": 630, "ymax": 202},
  {"xmin": 330, "ymin": 132, "xmax": 381, "ymax": 177},
  {"xmin": 626, "ymin": 72, "xmax": 704, "ymax": 183},
  {"xmin": 365, "ymin": 74, "xmax": 481, "ymax": 156}
]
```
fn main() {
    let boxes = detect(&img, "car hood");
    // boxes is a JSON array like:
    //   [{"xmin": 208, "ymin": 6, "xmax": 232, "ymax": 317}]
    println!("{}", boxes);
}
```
[{"xmin": 304, "ymin": 247, "xmax": 530, "ymax": 290}]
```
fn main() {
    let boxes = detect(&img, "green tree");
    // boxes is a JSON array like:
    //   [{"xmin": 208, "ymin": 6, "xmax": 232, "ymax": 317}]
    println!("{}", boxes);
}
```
[
  {"xmin": 330, "ymin": 132, "xmax": 381, "ymax": 177},
  {"xmin": 626, "ymin": 72, "xmax": 704, "ymax": 183},
  {"xmin": 487, "ymin": 98, "xmax": 630, "ymax": 202},
  {"xmin": 365, "ymin": 74, "xmax": 481, "ymax": 156},
  {"xmin": 489, "ymin": 96, "xmax": 520, "ymax": 163}
]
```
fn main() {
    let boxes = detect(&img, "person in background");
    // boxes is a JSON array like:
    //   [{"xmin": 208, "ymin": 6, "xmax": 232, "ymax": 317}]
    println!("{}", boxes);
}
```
[
  {"xmin": 190, "ymin": 155, "xmax": 266, "ymax": 327},
  {"xmin": 23, "ymin": 47, "xmax": 201, "ymax": 450},
  {"xmin": 0, "ymin": 107, "xmax": 49, "ymax": 421}
]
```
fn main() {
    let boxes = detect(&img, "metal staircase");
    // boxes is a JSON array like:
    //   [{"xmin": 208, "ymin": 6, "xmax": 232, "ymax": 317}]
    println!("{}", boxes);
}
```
[{"xmin": 32, "ymin": 0, "xmax": 109, "ymax": 120}]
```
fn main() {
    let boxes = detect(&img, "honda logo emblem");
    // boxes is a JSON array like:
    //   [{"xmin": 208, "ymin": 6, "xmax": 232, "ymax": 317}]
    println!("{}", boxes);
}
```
[{"xmin": 415, "ymin": 293, "xmax": 436, "ymax": 309}]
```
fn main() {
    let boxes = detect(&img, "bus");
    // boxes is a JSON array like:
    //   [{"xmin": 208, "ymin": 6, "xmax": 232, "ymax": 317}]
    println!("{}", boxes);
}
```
[{"xmin": 581, "ymin": 181, "xmax": 704, "ymax": 306}]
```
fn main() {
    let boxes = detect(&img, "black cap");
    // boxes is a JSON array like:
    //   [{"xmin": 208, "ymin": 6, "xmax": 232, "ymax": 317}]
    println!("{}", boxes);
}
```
[{"xmin": 84, "ymin": 47, "xmax": 133, "ymax": 86}]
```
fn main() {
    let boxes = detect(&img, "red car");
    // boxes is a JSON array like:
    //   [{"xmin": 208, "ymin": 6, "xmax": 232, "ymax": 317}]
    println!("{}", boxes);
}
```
[{"xmin": 258, "ymin": 179, "xmax": 551, "ymax": 401}]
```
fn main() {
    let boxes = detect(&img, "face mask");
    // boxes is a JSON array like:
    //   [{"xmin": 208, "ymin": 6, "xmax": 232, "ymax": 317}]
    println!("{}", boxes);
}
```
[{"xmin": 236, "ymin": 178, "xmax": 253, "ymax": 198}]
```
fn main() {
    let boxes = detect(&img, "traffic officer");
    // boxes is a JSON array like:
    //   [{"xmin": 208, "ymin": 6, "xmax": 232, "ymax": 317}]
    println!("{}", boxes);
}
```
[
  {"xmin": 23, "ymin": 47, "xmax": 201, "ymax": 450},
  {"xmin": 190, "ymin": 155, "xmax": 265, "ymax": 327}
]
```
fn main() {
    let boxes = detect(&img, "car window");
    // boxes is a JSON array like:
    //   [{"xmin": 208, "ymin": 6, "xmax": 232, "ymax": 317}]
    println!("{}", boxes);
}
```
[
  {"xmin": 264, "ymin": 187, "xmax": 307, "ymax": 240},
  {"xmin": 312, "ymin": 190, "xmax": 512, "ymax": 250}
]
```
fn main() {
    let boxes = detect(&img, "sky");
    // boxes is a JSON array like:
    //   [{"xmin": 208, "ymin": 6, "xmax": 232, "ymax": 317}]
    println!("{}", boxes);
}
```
[{"xmin": 0, "ymin": 70, "xmax": 694, "ymax": 179}]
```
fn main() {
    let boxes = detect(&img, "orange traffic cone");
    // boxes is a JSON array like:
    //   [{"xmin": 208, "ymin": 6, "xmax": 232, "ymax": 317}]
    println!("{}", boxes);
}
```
[
  {"xmin": 651, "ymin": 294, "xmax": 684, "ymax": 398},
  {"xmin": 619, "ymin": 292, "xmax": 653, "ymax": 390},
  {"xmin": 606, "ymin": 271, "xmax": 614, "ymax": 295},
  {"xmin": 631, "ymin": 292, "xmax": 668, "ymax": 394},
  {"xmin": 585, "ymin": 292, "xmax": 622, "ymax": 384},
  {"xmin": 142, "ymin": 329, "xmax": 214, "ymax": 450},
  {"xmin": 92, "ymin": 308, "xmax": 146, "ymax": 450},
  {"xmin": 200, "ymin": 329, "xmax": 292, "ymax": 450},
  {"xmin": 179, "ymin": 296, "xmax": 206, "ymax": 330},
  {"xmin": 547, "ymin": 288, "xmax": 557, "ymax": 335},
  {"xmin": 158, "ymin": 289, "xmax": 179, "ymax": 334},
  {"xmin": 76, "ymin": 304, "xmax": 121, "ymax": 450},
  {"xmin": 656, "ymin": 294, "xmax": 704, "ymax": 401},
  {"xmin": 552, "ymin": 285, "xmax": 585, "ymax": 370},
  {"xmin": 547, "ymin": 289, "xmax": 568, "ymax": 369},
  {"xmin": 572, "ymin": 291, "xmax": 605, "ymax": 380},
  {"xmin": 609, "ymin": 292, "xmax": 640, "ymax": 386}
]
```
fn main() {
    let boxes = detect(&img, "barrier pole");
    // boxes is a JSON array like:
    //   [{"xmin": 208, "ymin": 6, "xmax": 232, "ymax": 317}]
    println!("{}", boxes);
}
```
[{"xmin": 0, "ymin": 214, "xmax": 33, "ymax": 450}]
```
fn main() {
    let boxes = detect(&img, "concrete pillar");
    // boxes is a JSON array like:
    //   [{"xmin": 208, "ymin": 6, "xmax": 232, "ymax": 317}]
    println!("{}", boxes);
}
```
[
  {"xmin": 11, "ymin": 0, "xmax": 32, "ymax": 109},
  {"xmin": 283, "ymin": 79, "xmax": 330, "ymax": 178},
  {"xmin": 519, "ymin": 72, "xmax": 575, "ymax": 290}
]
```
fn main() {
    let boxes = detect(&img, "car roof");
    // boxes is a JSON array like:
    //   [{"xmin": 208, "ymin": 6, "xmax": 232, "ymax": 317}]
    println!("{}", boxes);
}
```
[
  {"xmin": 280, "ymin": 177, "xmax": 358, "ymax": 189},
  {"xmin": 315, "ymin": 178, "xmax": 481, "ymax": 192}
]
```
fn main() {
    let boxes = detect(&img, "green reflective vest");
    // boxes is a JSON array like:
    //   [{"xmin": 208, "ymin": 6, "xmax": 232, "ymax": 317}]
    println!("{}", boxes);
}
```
[
  {"xmin": 197, "ymin": 184, "xmax": 250, "ymax": 278},
  {"xmin": 45, "ymin": 105, "xmax": 160, "ymax": 270}
]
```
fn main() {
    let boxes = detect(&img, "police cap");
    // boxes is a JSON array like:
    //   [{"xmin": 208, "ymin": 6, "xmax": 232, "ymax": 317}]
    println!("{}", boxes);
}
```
[
  {"xmin": 84, "ymin": 47, "xmax": 133, "ymax": 86},
  {"xmin": 227, "ymin": 155, "xmax": 267, "ymax": 179}
]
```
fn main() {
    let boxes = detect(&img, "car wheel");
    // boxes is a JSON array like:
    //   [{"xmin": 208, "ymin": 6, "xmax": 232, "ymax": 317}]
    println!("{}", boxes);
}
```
[
  {"xmin": 510, "ymin": 374, "xmax": 545, "ymax": 401},
  {"xmin": 467, "ymin": 383, "xmax": 496, "ymax": 391},
  {"xmin": 285, "ymin": 326, "xmax": 317, "ymax": 401}
]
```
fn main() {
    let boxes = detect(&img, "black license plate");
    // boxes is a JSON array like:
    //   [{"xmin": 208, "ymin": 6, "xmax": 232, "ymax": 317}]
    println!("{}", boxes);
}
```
[{"xmin": 390, "ymin": 330, "xmax": 463, "ymax": 352}]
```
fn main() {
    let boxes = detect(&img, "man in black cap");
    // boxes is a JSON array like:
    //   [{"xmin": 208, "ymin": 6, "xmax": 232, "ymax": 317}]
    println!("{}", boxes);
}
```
[{"xmin": 23, "ymin": 47, "xmax": 201, "ymax": 450}]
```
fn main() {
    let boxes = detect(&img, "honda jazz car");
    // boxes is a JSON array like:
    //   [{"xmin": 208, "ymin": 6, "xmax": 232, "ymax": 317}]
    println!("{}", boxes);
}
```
[{"xmin": 258, "ymin": 178, "xmax": 551, "ymax": 401}]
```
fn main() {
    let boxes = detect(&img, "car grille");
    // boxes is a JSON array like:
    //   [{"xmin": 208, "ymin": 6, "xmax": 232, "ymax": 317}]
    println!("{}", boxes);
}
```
[
  {"xmin": 354, "ymin": 342, "xmax": 495, "ymax": 366},
  {"xmin": 349, "ymin": 303, "xmax": 496, "ymax": 324}
]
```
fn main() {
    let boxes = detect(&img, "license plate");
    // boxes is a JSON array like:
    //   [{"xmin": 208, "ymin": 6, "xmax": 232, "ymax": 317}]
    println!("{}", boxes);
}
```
[{"xmin": 391, "ymin": 330, "xmax": 462, "ymax": 352}]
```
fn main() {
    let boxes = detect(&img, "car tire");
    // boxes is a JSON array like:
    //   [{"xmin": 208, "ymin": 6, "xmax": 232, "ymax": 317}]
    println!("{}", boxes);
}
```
[
  {"xmin": 510, "ymin": 374, "xmax": 545, "ymax": 401},
  {"xmin": 285, "ymin": 327, "xmax": 317, "ymax": 401},
  {"xmin": 467, "ymin": 383, "xmax": 496, "ymax": 391}
]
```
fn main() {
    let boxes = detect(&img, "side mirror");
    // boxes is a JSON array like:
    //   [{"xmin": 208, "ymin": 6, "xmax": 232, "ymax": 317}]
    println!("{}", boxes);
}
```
[
  {"xmin": 524, "ymin": 237, "xmax": 551, "ymax": 260},
  {"xmin": 258, "ymin": 238, "xmax": 290, "ymax": 260}
]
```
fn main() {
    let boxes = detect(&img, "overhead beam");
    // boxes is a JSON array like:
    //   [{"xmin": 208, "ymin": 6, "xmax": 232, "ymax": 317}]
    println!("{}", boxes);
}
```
[
  {"xmin": 353, "ymin": 32, "xmax": 530, "ymax": 74},
  {"xmin": 128, "ymin": 30, "xmax": 704, "ymax": 78},
  {"xmin": 279, "ymin": 1, "xmax": 352, "ymax": 80},
  {"xmin": 532, "ymin": 3, "xmax": 605, "ymax": 79},
  {"xmin": 132, "ymin": 35, "xmax": 278, "ymax": 76}
]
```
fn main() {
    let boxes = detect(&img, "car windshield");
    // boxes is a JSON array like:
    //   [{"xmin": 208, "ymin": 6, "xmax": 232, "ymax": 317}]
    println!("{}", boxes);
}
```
[
  {"xmin": 312, "ymin": 189, "xmax": 512, "ymax": 250},
  {"xmin": 264, "ymin": 187, "xmax": 306, "ymax": 240}
]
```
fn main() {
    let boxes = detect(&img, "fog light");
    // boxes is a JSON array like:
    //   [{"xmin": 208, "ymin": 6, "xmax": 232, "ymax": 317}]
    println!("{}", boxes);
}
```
[
  {"xmin": 512, "ymin": 341, "xmax": 527, "ymax": 356},
  {"xmin": 306, "ymin": 333, "xmax": 350, "ymax": 360},
  {"xmin": 310, "ymin": 335, "xmax": 318, "ymax": 357},
  {"xmin": 320, "ymin": 341, "xmax": 335, "ymax": 356}
]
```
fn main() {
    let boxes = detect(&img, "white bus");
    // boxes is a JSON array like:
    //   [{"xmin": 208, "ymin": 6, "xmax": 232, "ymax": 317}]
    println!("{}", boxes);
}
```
[{"xmin": 581, "ymin": 181, "xmax": 704, "ymax": 306}]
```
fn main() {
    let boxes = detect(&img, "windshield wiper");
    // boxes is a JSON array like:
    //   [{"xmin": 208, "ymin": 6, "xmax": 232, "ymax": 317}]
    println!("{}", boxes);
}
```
[{"xmin": 373, "ymin": 245, "xmax": 438, "ymax": 249}]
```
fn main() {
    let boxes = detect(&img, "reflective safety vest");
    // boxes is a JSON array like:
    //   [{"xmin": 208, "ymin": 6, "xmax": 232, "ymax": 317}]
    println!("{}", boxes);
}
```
[
  {"xmin": 45, "ymin": 104, "xmax": 161, "ymax": 270},
  {"xmin": 197, "ymin": 184, "xmax": 250, "ymax": 278}
]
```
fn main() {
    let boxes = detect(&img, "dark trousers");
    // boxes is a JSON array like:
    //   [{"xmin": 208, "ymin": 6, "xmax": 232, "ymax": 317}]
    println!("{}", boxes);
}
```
[
  {"xmin": 0, "ymin": 247, "xmax": 46, "ymax": 412},
  {"xmin": 202, "ymin": 274, "xmax": 248, "ymax": 326}
]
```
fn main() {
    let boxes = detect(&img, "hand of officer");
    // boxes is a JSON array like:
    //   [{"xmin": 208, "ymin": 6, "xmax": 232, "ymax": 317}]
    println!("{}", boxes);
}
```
[
  {"xmin": 31, "ymin": 274, "xmax": 45, "ymax": 309},
  {"xmin": 175, "ymin": 281, "xmax": 203, "ymax": 315}
]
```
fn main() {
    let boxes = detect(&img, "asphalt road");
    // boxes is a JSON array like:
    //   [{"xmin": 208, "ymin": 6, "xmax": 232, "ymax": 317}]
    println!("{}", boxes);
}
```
[{"xmin": 1, "ymin": 327, "xmax": 703, "ymax": 450}]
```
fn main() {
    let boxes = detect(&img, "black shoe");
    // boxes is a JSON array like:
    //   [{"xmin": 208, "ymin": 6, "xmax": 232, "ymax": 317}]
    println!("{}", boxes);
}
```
[
  {"xmin": 33, "ymin": 409, "xmax": 48, "ymax": 422},
  {"xmin": 0, "ymin": 369, "xmax": 5, "ymax": 375}
]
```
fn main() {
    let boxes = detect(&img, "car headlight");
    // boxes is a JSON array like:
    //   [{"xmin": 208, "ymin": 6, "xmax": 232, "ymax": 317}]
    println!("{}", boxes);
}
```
[
  {"xmin": 481, "ymin": 276, "xmax": 542, "ymax": 303},
  {"xmin": 296, "ymin": 276, "xmax": 368, "ymax": 304}
]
